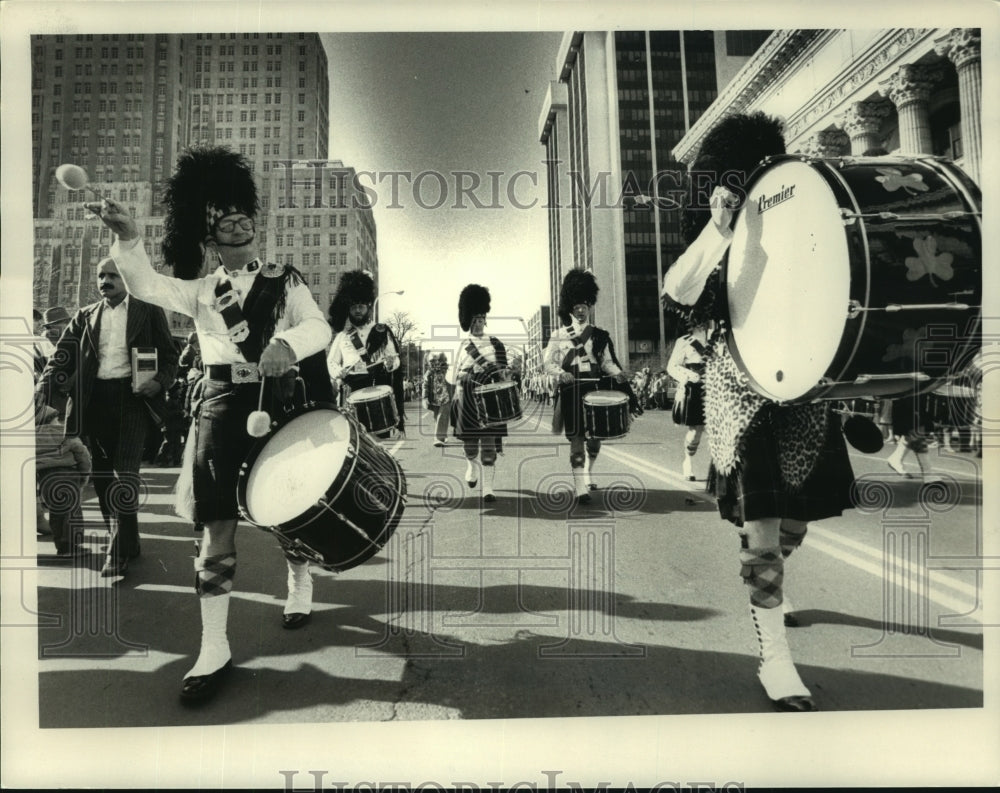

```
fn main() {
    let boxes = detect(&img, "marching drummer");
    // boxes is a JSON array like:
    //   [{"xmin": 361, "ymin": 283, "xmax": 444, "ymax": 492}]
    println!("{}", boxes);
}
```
[
  {"xmin": 543, "ymin": 269, "xmax": 640, "ymax": 505},
  {"xmin": 87, "ymin": 146, "xmax": 334, "ymax": 704},
  {"xmin": 448, "ymin": 284, "xmax": 512, "ymax": 503},
  {"xmin": 327, "ymin": 271, "xmax": 405, "ymax": 439},
  {"xmin": 666, "ymin": 323, "xmax": 710, "ymax": 481},
  {"xmin": 660, "ymin": 112, "xmax": 855, "ymax": 712}
]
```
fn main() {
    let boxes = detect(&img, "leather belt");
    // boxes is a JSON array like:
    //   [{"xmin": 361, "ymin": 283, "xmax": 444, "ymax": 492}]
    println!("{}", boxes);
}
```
[{"xmin": 206, "ymin": 362, "xmax": 260, "ymax": 383}]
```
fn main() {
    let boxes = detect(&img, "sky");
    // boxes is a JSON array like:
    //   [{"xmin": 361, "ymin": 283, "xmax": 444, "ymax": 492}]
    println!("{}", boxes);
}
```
[{"xmin": 320, "ymin": 32, "xmax": 564, "ymax": 342}]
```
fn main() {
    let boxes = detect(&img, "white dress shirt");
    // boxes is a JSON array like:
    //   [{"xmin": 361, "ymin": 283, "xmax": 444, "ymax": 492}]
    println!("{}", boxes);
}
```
[
  {"xmin": 327, "ymin": 320, "xmax": 399, "ymax": 380},
  {"xmin": 542, "ymin": 319, "xmax": 622, "ymax": 378},
  {"xmin": 110, "ymin": 236, "xmax": 331, "ymax": 365},
  {"xmin": 666, "ymin": 333, "xmax": 706, "ymax": 384},
  {"xmin": 447, "ymin": 333, "xmax": 506, "ymax": 387},
  {"xmin": 95, "ymin": 295, "xmax": 132, "ymax": 380}
]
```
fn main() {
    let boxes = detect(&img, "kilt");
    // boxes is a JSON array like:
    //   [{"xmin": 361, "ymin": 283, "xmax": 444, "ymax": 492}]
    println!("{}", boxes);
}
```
[
  {"xmin": 672, "ymin": 381, "xmax": 705, "ymax": 427},
  {"xmin": 712, "ymin": 404, "xmax": 855, "ymax": 527}
]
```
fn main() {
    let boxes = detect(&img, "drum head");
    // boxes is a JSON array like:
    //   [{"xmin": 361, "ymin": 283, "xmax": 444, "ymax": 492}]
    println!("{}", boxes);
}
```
[
  {"xmin": 583, "ymin": 391, "xmax": 628, "ymax": 406},
  {"xmin": 348, "ymin": 385, "xmax": 393, "ymax": 403},
  {"xmin": 727, "ymin": 159, "xmax": 851, "ymax": 402},
  {"xmin": 477, "ymin": 381, "xmax": 512, "ymax": 393},
  {"xmin": 244, "ymin": 408, "xmax": 351, "ymax": 527}
]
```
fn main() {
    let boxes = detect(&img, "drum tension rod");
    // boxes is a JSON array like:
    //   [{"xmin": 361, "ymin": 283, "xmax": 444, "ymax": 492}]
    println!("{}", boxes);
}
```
[
  {"xmin": 317, "ymin": 499, "xmax": 381, "ymax": 546},
  {"xmin": 848, "ymin": 300, "xmax": 971, "ymax": 318},
  {"xmin": 840, "ymin": 209, "xmax": 980, "ymax": 225}
]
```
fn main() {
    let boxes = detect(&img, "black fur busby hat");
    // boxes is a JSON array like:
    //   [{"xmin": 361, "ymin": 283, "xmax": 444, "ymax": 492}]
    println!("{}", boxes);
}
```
[
  {"xmin": 328, "ymin": 270, "xmax": 377, "ymax": 330},
  {"xmin": 681, "ymin": 111, "xmax": 785, "ymax": 245},
  {"xmin": 458, "ymin": 284, "xmax": 491, "ymax": 332},
  {"xmin": 160, "ymin": 146, "xmax": 260, "ymax": 279},
  {"xmin": 557, "ymin": 269, "xmax": 599, "ymax": 324}
]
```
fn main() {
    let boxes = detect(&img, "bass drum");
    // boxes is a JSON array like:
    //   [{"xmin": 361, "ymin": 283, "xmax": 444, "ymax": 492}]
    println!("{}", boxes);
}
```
[
  {"xmin": 725, "ymin": 154, "xmax": 981, "ymax": 403},
  {"xmin": 237, "ymin": 403, "xmax": 406, "ymax": 572}
]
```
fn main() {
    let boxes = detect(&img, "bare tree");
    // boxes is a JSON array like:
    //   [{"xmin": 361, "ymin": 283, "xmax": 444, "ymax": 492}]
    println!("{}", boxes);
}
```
[{"xmin": 383, "ymin": 310, "xmax": 417, "ymax": 348}]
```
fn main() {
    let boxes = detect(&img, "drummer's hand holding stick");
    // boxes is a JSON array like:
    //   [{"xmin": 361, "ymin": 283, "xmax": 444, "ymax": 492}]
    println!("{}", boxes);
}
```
[
  {"xmin": 259, "ymin": 338, "xmax": 295, "ymax": 378},
  {"xmin": 559, "ymin": 372, "xmax": 575, "ymax": 386},
  {"xmin": 85, "ymin": 198, "xmax": 139, "ymax": 241},
  {"xmin": 709, "ymin": 186, "xmax": 739, "ymax": 233}
]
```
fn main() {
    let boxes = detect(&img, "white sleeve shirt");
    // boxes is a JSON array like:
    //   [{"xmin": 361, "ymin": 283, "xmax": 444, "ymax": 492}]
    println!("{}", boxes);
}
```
[
  {"xmin": 542, "ymin": 321, "xmax": 622, "ymax": 378},
  {"xmin": 111, "ymin": 236, "xmax": 331, "ymax": 365},
  {"xmin": 661, "ymin": 221, "xmax": 734, "ymax": 306},
  {"xmin": 327, "ymin": 321, "xmax": 400, "ymax": 380},
  {"xmin": 95, "ymin": 296, "xmax": 132, "ymax": 380}
]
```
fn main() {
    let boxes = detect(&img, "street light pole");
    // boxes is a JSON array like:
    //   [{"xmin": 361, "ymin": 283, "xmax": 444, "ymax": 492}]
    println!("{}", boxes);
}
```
[{"xmin": 372, "ymin": 289, "xmax": 405, "ymax": 323}]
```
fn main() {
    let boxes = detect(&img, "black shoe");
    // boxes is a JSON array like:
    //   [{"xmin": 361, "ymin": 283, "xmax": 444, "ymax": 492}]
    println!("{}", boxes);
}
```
[
  {"xmin": 576, "ymin": 493, "xmax": 592, "ymax": 505},
  {"xmin": 587, "ymin": 483, "xmax": 598, "ymax": 491},
  {"xmin": 282, "ymin": 612, "xmax": 311, "ymax": 630},
  {"xmin": 483, "ymin": 493, "xmax": 496, "ymax": 503},
  {"xmin": 784, "ymin": 612, "xmax": 801, "ymax": 628},
  {"xmin": 179, "ymin": 659, "xmax": 233, "ymax": 704},
  {"xmin": 771, "ymin": 694, "xmax": 817, "ymax": 712},
  {"xmin": 100, "ymin": 557, "xmax": 128, "ymax": 578},
  {"xmin": 467, "ymin": 479, "xmax": 477, "ymax": 488}
]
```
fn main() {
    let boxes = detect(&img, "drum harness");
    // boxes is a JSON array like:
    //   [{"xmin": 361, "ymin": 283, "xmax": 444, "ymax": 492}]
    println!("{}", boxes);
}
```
[
  {"xmin": 211, "ymin": 265, "xmax": 331, "ymax": 403},
  {"xmin": 462, "ymin": 338, "xmax": 507, "ymax": 428}
]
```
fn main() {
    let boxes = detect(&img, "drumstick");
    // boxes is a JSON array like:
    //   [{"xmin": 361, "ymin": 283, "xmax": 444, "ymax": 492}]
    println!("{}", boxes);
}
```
[{"xmin": 247, "ymin": 376, "xmax": 271, "ymax": 437}]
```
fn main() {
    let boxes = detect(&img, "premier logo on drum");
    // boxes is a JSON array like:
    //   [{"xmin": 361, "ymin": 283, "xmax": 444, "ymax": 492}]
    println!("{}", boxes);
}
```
[{"xmin": 757, "ymin": 183, "xmax": 796, "ymax": 214}]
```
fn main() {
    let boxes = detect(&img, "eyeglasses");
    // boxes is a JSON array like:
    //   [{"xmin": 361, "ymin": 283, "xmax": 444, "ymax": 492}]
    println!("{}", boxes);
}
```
[{"xmin": 215, "ymin": 217, "xmax": 255, "ymax": 233}]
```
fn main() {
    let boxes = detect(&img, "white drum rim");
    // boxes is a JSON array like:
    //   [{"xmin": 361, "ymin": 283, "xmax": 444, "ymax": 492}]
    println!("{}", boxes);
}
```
[
  {"xmin": 242, "ymin": 408, "xmax": 355, "ymax": 527},
  {"xmin": 348, "ymin": 384, "xmax": 394, "ymax": 402},
  {"xmin": 726, "ymin": 157, "xmax": 852, "ymax": 402},
  {"xmin": 477, "ymin": 380, "xmax": 516, "ymax": 393},
  {"xmin": 583, "ymin": 390, "xmax": 628, "ymax": 405}
]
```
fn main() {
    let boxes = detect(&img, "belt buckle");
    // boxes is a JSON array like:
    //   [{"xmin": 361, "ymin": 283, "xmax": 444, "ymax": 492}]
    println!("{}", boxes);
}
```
[{"xmin": 231, "ymin": 363, "xmax": 259, "ymax": 384}]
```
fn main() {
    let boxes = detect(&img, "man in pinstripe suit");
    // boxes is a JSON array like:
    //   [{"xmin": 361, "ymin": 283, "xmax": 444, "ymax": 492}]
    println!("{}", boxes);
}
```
[{"xmin": 36, "ymin": 257, "xmax": 178, "ymax": 579}]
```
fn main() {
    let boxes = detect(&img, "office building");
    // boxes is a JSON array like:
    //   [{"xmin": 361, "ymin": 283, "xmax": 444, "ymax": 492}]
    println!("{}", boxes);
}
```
[{"xmin": 539, "ymin": 31, "xmax": 768, "ymax": 371}]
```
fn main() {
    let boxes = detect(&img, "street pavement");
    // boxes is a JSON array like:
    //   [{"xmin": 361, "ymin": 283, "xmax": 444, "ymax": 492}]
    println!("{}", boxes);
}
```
[{"xmin": 30, "ymin": 397, "xmax": 984, "ymax": 727}]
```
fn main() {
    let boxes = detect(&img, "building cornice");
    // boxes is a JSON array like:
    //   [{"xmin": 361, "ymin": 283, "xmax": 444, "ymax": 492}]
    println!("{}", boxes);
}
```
[
  {"xmin": 672, "ymin": 29, "xmax": 823, "ymax": 163},
  {"xmin": 673, "ymin": 28, "xmax": 944, "ymax": 163},
  {"xmin": 785, "ymin": 28, "xmax": 938, "ymax": 143}
]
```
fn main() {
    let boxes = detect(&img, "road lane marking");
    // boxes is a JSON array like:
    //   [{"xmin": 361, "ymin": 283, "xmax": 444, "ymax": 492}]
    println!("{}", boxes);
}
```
[
  {"xmin": 804, "ymin": 534, "xmax": 979, "ymax": 620},
  {"xmin": 601, "ymin": 446, "xmax": 981, "ymax": 621},
  {"xmin": 809, "ymin": 526, "xmax": 980, "ymax": 597}
]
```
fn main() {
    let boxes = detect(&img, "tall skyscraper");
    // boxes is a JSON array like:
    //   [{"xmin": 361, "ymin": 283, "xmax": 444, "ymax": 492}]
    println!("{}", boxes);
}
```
[
  {"xmin": 30, "ymin": 32, "xmax": 371, "ymax": 337},
  {"xmin": 538, "ymin": 31, "xmax": 768, "ymax": 370}
]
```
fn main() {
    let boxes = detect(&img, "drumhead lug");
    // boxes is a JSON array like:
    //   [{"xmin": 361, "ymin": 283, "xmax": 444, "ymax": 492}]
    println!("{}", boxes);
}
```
[
  {"xmin": 840, "ymin": 209, "xmax": 858, "ymax": 226},
  {"xmin": 847, "ymin": 300, "xmax": 863, "ymax": 319}
]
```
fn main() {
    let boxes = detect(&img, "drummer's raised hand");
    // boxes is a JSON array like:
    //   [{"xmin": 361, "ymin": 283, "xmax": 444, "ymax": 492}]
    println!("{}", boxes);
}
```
[
  {"xmin": 709, "ymin": 186, "xmax": 738, "ymax": 233},
  {"xmin": 259, "ymin": 338, "xmax": 296, "ymax": 377},
  {"xmin": 85, "ymin": 198, "xmax": 139, "ymax": 242}
]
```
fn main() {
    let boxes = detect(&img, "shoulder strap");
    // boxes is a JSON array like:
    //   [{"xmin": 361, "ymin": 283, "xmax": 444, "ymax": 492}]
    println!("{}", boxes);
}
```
[
  {"xmin": 561, "ymin": 324, "xmax": 595, "ymax": 372},
  {"xmin": 465, "ymin": 340, "xmax": 489, "ymax": 369},
  {"xmin": 213, "ymin": 279, "xmax": 253, "ymax": 359},
  {"xmin": 348, "ymin": 326, "xmax": 372, "ymax": 365},
  {"xmin": 489, "ymin": 336, "xmax": 508, "ymax": 369}
]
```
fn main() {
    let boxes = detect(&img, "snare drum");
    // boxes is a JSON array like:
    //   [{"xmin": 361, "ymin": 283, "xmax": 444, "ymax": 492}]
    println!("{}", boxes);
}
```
[
  {"xmin": 347, "ymin": 385, "xmax": 398, "ymax": 434},
  {"xmin": 475, "ymin": 380, "xmax": 522, "ymax": 425},
  {"xmin": 583, "ymin": 390, "xmax": 631, "ymax": 440},
  {"xmin": 725, "ymin": 154, "xmax": 981, "ymax": 403},
  {"xmin": 237, "ymin": 404, "xmax": 406, "ymax": 572}
]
